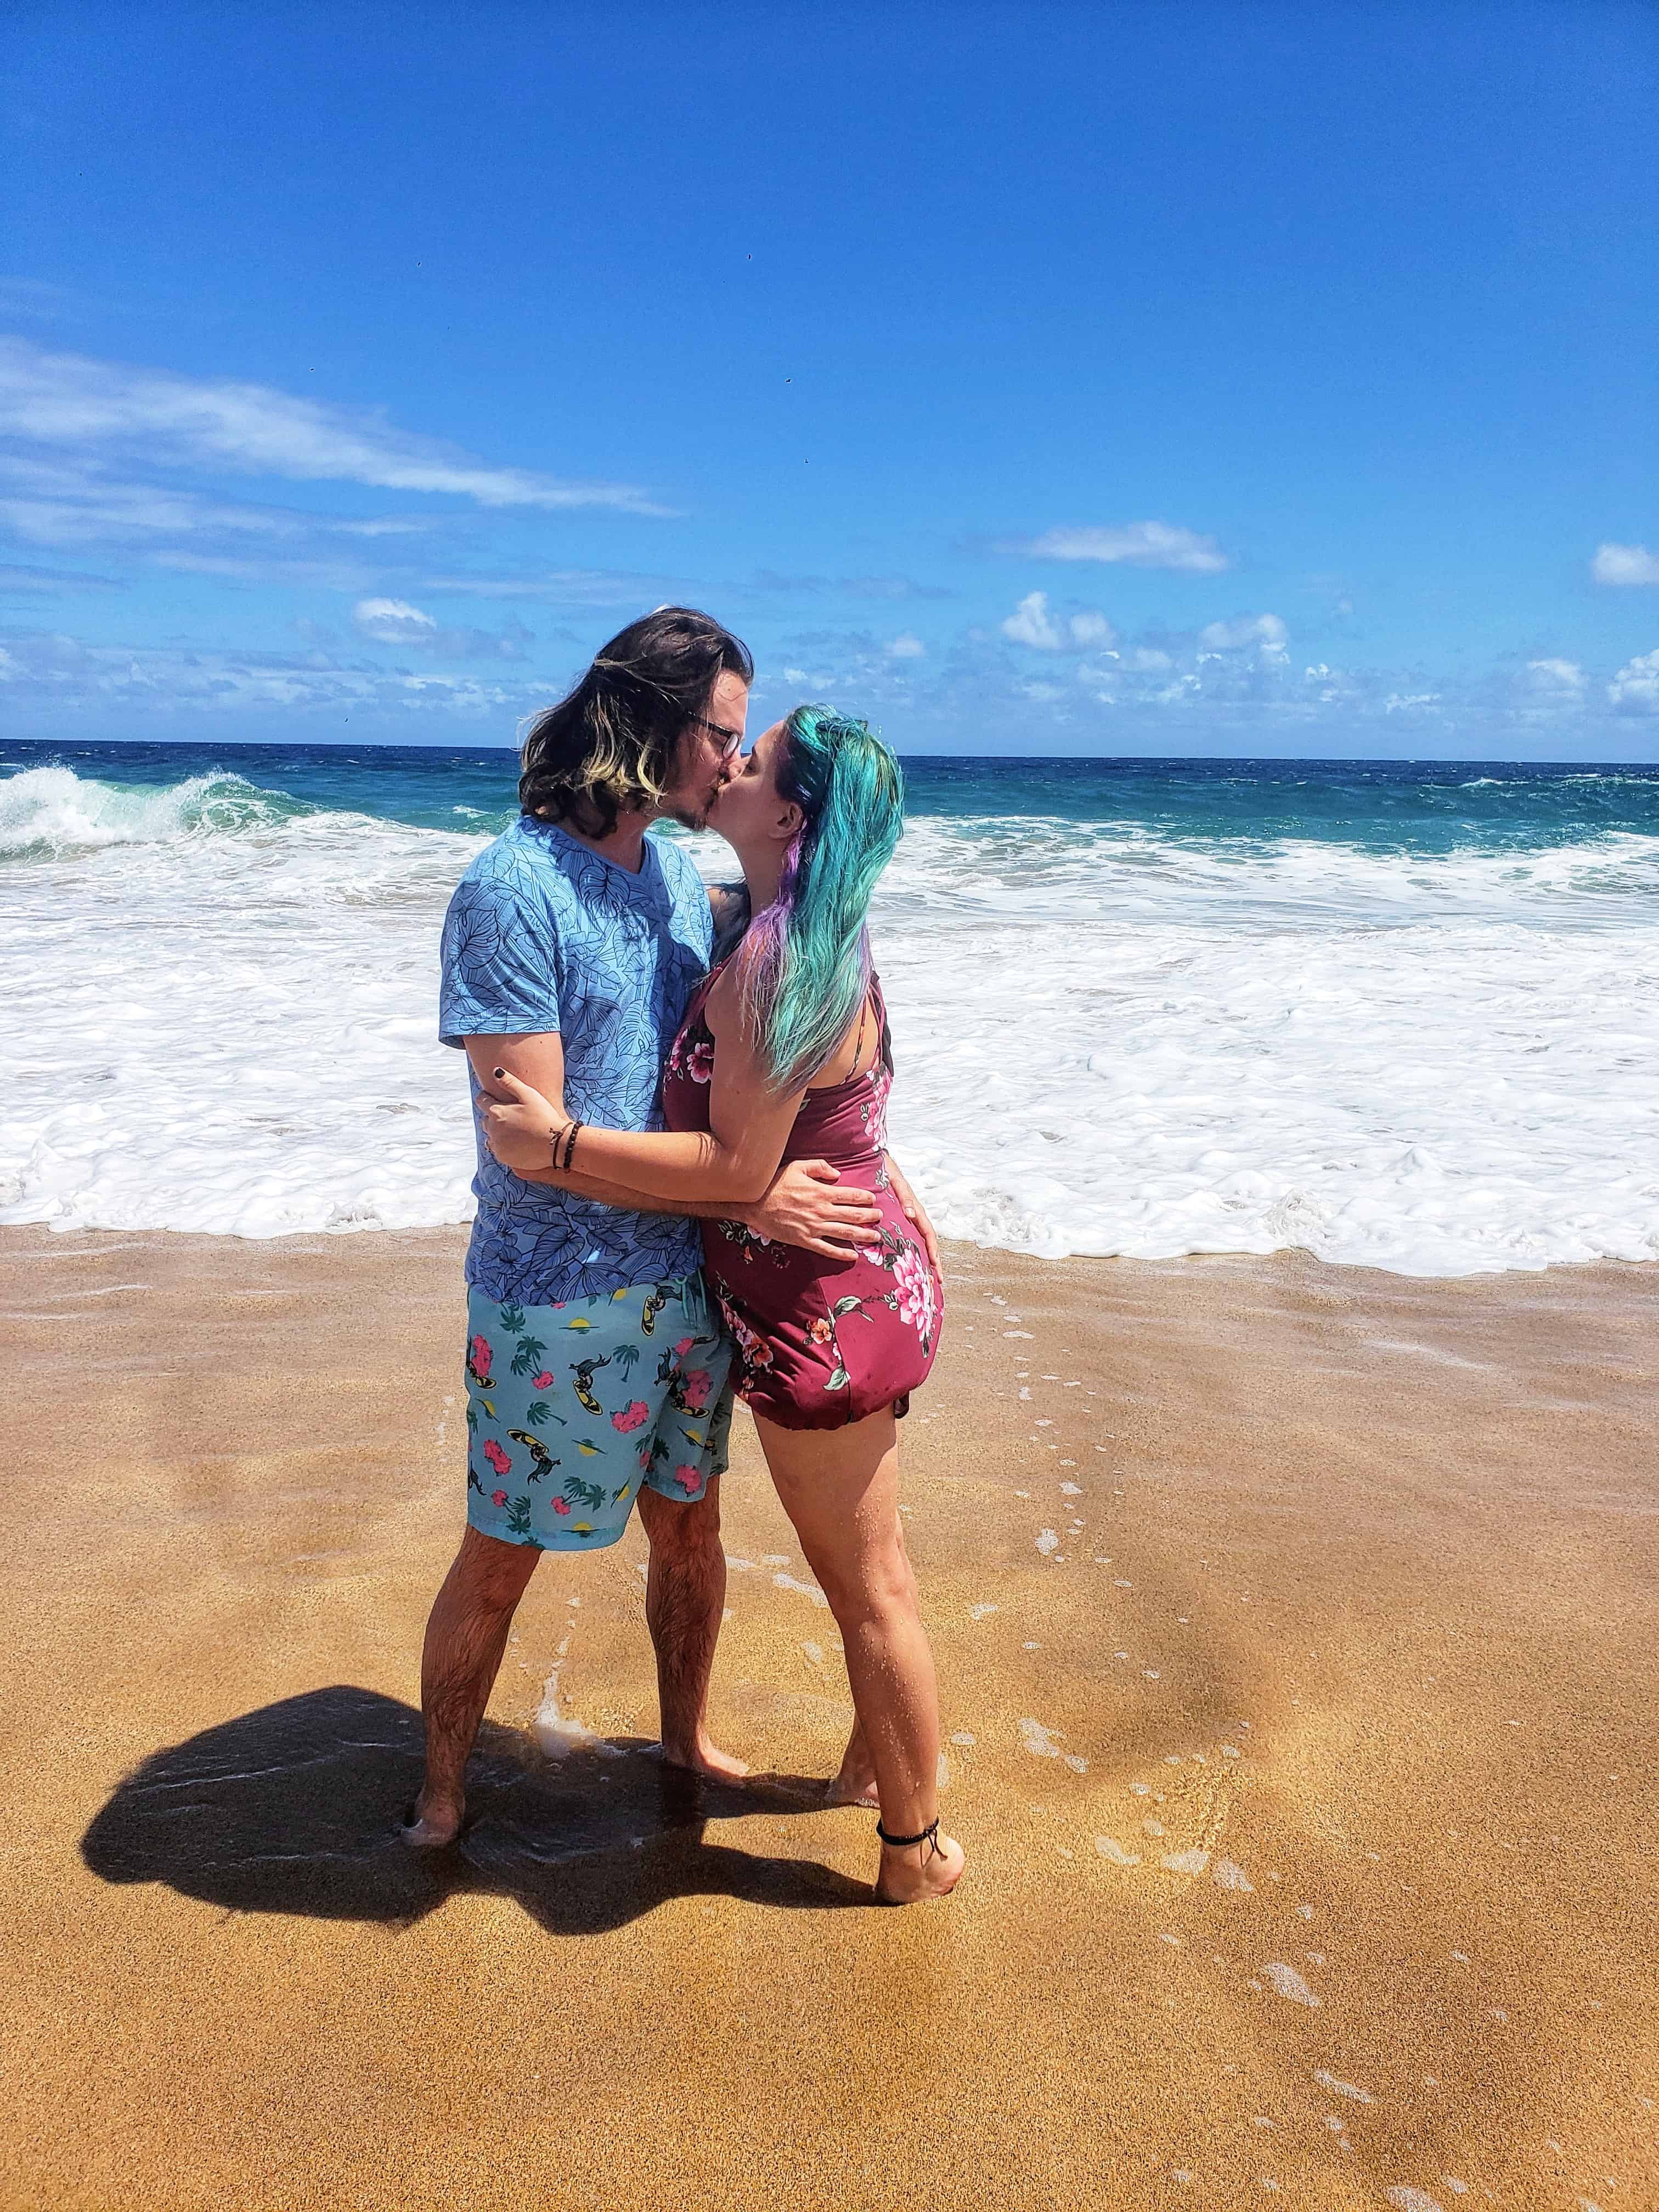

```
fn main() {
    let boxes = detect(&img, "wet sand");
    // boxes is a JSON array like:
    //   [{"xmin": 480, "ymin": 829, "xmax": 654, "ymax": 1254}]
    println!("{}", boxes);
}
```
[{"xmin": 2, "ymin": 1222, "xmax": 1655, "ymax": 2210}]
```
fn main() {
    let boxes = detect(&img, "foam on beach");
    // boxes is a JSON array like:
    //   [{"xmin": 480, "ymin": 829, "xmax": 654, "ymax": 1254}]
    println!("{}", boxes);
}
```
[{"xmin": 4, "ymin": 761, "xmax": 1658, "ymax": 1272}]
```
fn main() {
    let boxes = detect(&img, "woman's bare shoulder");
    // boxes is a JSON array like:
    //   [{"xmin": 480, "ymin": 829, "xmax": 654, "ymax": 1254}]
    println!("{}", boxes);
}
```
[{"xmin": 707, "ymin": 881, "xmax": 751, "ymax": 963}]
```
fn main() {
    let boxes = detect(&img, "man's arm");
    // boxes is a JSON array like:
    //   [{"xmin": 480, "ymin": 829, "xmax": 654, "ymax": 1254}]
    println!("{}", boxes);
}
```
[{"xmin": 462, "ymin": 1034, "xmax": 881, "ymax": 1260}]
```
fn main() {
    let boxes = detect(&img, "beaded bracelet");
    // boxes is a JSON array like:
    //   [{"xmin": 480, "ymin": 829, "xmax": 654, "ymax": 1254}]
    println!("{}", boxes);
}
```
[{"xmin": 561, "ymin": 1120, "xmax": 584, "ymax": 1173}]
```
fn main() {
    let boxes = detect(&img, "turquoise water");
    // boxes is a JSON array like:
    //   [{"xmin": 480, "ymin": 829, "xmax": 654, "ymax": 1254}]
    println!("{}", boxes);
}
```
[{"xmin": 5, "ymin": 736, "xmax": 1658, "ymax": 855}]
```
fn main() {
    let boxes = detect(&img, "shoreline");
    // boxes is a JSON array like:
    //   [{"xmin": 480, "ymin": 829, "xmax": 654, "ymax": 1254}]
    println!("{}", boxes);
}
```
[
  {"xmin": 3, "ymin": 1222, "xmax": 1655, "ymax": 2207},
  {"xmin": 7, "ymin": 1211, "xmax": 1657, "ymax": 1282}
]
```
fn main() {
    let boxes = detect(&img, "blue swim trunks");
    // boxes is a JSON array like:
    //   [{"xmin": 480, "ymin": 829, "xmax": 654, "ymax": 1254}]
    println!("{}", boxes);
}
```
[{"xmin": 462, "ymin": 1272, "xmax": 734, "ymax": 1551}]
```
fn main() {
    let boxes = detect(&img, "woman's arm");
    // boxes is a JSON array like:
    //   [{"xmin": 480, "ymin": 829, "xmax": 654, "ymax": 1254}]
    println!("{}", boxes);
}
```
[
  {"xmin": 464, "ymin": 1034, "xmax": 879, "ymax": 1257},
  {"xmin": 479, "ymin": 972, "xmax": 805, "ymax": 1209}
]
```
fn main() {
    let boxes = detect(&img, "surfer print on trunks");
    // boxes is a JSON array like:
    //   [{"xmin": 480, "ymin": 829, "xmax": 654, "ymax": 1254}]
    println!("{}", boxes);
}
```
[
  {"xmin": 662, "ymin": 961, "xmax": 944, "ymax": 1431},
  {"xmin": 461, "ymin": 1273, "xmax": 734, "ymax": 1551}
]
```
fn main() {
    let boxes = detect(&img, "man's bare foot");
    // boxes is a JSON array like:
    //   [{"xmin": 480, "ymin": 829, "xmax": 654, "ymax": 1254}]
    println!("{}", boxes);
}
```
[
  {"xmin": 661, "ymin": 1733, "xmax": 750, "ymax": 1784},
  {"xmin": 399, "ymin": 1791, "xmax": 464, "ymax": 1849},
  {"xmin": 874, "ymin": 1828, "xmax": 966, "ymax": 1905}
]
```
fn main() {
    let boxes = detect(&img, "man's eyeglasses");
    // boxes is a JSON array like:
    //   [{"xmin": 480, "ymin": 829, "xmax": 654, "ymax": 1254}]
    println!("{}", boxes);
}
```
[{"xmin": 684, "ymin": 712, "xmax": 745, "ymax": 760}]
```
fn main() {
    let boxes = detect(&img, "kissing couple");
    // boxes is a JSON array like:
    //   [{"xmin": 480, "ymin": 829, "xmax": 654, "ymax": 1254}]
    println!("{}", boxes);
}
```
[{"xmin": 405, "ymin": 606, "xmax": 964, "ymax": 1905}]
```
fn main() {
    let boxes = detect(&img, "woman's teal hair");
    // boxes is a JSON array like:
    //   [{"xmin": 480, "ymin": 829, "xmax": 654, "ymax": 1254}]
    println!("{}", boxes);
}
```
[{"xmin": 738, "ymin": 704, "xmax": 904, "ymax": 1092}]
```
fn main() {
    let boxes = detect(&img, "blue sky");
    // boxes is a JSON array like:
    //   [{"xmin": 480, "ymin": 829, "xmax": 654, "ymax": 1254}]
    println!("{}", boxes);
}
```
[{"xmin": 3, "ymin": 1, "xmax": 1656, "ymax": 757}]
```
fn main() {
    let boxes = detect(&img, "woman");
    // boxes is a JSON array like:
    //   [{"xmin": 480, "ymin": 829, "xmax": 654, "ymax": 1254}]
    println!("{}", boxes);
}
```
[{"xmin": 481, "ymin": 705, "xmax": 963, "ymax": 1905}]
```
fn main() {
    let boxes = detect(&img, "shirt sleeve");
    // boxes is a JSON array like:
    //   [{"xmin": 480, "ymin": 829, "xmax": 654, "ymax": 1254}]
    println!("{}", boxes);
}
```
[{"xmin": 438, "ymin": 866, "xmax": 563, "ymax": 1047}]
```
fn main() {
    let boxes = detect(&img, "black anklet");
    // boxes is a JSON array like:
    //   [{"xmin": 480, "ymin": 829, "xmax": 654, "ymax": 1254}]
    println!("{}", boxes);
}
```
[{"xmin": 876, "ymin": 1815, "xmax": 941, "ymax": 1854}]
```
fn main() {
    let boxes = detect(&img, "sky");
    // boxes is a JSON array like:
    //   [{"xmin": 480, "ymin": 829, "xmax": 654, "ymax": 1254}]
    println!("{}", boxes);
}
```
[{"xmin": 2, "ymin": 0, "xmax": 1656, "ymax": 759}]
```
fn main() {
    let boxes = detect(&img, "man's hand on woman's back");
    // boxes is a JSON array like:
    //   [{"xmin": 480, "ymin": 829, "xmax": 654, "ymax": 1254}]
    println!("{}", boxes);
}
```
[{"xmin": 743, "ymin": 1159, "xmax": 881, "ymax": 1260}]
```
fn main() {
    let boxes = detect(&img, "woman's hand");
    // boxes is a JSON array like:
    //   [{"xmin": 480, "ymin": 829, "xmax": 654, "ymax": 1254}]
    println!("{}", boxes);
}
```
[
  {"xmin": 883, "ymin": 1153, "xmax": 941, "ymax": 1273},
  {"xmin": 477, "ymin": 1065, "xmax": 571, "ymax": 1176}
]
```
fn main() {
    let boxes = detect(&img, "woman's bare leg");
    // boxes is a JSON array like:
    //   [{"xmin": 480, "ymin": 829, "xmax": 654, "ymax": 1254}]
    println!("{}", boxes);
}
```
[
  {"xmin": 753, "ymin": 1404, "xmax": 963, "ymax": 1903},
  {"xmin": 826, "ymin": 1516, "xmax": 912, "ymax": 1807}
]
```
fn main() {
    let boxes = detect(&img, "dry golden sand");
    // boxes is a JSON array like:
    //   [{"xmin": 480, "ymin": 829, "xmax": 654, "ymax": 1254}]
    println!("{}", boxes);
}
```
[{"xmin": 2, "ymin": 1222, "xmax": 1655, "ymax": 2211}]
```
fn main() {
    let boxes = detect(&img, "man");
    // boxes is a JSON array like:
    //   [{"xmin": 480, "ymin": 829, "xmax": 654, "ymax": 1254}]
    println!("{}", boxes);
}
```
[{"xmin": 405, "ymin": 606, "xmax": 929, "ymax": 1844}]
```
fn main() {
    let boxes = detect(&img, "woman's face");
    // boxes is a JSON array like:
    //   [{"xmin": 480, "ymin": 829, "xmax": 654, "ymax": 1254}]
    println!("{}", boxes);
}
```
[{"xmin": 707, "ymin": 715, "xmax": 793, "ymax": 848}]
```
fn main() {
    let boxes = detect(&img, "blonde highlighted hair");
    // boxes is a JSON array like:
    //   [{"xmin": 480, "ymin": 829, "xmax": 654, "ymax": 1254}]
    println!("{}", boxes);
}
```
[{"xmin": 518, "ymin": 607, "xmax": 753, "ymax": 837}]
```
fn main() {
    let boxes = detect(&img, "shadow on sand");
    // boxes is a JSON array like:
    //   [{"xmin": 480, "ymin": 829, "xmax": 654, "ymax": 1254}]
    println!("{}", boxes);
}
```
[{"xmin": 81, "ymin": 1684, "xmax": 871, "ymax": 1931}]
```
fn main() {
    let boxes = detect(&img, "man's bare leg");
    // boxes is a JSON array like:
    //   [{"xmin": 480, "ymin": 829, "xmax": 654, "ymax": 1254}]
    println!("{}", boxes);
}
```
[
  {"xmin": 637, "ymin": 1477, "xmax": 747, "ymax": 1782},
  {"xmin": 404, "ymin": 1524, "xmax": 541, "ymax": 1847}
]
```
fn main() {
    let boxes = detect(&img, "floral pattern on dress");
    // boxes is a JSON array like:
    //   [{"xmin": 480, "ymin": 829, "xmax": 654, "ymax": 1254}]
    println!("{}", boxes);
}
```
[
  {"xmin": 662, "ymin": 965, "xmax": 943, "ymax": 1430},
  {"xmin": 810, "ymin": 1225, "xmax": 940, "ymax": 1392}
]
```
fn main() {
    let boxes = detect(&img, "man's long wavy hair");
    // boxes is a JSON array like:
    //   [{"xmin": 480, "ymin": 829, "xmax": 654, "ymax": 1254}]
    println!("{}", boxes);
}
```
[{"xmin": 518, "ymin": 607, "xmax": 754, "ymax": 837}]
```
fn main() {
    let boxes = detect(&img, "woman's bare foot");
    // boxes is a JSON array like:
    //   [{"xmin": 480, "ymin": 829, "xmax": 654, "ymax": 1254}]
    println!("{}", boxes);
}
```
[
  {"xmin": 399, "ymin": 1790, "xmax": 464, "ymax": 1849},
  {"xmin": 826, "ymin": 1756, "xmax": 880, "ymax": 1808},
  {"xmin": 826, "ymin": 1719, "xmax": 880, "ymax": 1807},
  {"xmin": 661, "ymin": 1730, "xmax": 750, "ymax": 1784},
  {"xmin": 875, "ymin": 1827, "xmax": 966, "ymax": 1905}
]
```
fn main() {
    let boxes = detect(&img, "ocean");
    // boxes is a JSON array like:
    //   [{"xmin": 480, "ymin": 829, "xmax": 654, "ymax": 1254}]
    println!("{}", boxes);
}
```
[{"xmin": 3, "ymin": 737, "xmax": 1657, "ymax": 1277}]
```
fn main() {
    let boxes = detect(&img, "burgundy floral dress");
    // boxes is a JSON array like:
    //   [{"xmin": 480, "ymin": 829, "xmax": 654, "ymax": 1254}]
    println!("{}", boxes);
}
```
[{"xmin": 661, "ymin": 963, "xmax": 944, "ymax": 1431}]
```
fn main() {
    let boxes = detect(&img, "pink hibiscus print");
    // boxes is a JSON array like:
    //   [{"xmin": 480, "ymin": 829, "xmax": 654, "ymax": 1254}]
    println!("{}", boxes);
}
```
[
  {"xmin": 673, "ymin": 1465, "xmax": 702, "ymax": 1494},
  {"xmin": 891, "ymin": 1248, "xmax": 936, "ymax": 1342},
  {"xmin": 532, "ymin": 1369, "xmax": 555, "ymax": 1391},
  {"xmin": 482, "ymin": 1436, "xmax": 511, "ymax": 1478},
  {"xmin": 610, "ymin": 1399, "xmax": 650, "ymax": 1434},
  {"xmin": 469, "ymin": 1333, "xmax": 493, "ymax": 1383},
  {"xmin": 673, "ymin": 1336, "xmax": 695, "ymax": 1358},
  {"xmin": 688, "ymin": 1039, "xmax": 714, "ymax": 1084},
  {"xmin": 552, "ymin": 1496, "xmax": 571, "ymax": 1516},
  {"xmin": 678, "ymin": 1368, "xmax": 713, "ymax": 1412},
  {"xmin": 490, "ymin": 1487, "xmax": 507, "ymax": 1508}
]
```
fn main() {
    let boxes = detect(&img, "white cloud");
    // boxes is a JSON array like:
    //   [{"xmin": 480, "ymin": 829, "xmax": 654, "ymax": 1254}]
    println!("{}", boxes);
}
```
[
  {"xmin": 1199, "ymin": 612, "xmax": 1288, "ymax": 655},
  {"xmin": 0, "ymin": 337, "xmax": 669, "ymax": 514},
  {"xmin": 1001, "ymin": 591, "xmax": 1118, "ymax": 650},
  {"xmin": 354, "ymin": 596, "xmax": 439, "ymax": 644},
  {"xmin": 886, "ymin": 630, "xmax": 927, "ymax": 659},
  {"xmin": 419, "ymin": 569, "xmax": 666, "ymax": 606},
  {"xmin": 1607, "ymin": 648, "xmax": 1659, "ymax": 715},
  {"xmin": 1025, "ymin": 520, "xmax": 1228, "ymax": 573},
  {"xmin": 1068, "ymin": 609, "xmax": 1117, "ymax": 647},
  {"xmin": 0, "ymin": 628, "xmax": 541, "ymax": 715},
  {"xmin": 1384, "ymin": 691, "xmax": 1442, "ymax": 714},
  {"xmin": 1522, "ymin": 657, "xmax": 1587, "ymax": 698},
  {"xmin": 1591, "ymin": 541, "xmax": 1659, "ymax": 587},
  {"xmin": 1002, "ymin": 590, "xmax": 1065, "ymax": 649},
  {"xmin": 352, "ymin": 594, "xmax": 532, "ymax": 662}
]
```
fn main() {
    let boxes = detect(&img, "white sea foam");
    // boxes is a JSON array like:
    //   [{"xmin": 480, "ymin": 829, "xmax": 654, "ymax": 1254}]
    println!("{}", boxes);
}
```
[
  {"xmin": 1261, "ymin": 1961, "xmax": 1322, "ymax": 2006},
  {"xmin": 3, "ymin": 766, "xmax": 1658, "ymax": 1273}
]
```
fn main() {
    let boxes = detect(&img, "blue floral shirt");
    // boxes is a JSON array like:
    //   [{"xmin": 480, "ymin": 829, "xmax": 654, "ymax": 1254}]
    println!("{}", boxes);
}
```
[{"xmin": 439, "ymin": 815, "xmax": 712, "ymax": 1303}]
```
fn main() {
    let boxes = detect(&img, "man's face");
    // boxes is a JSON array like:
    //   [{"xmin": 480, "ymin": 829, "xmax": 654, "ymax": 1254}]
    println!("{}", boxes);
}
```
[{"xmin": 659, "ymin": 668, "xmax": 749, "ymax": 830}]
